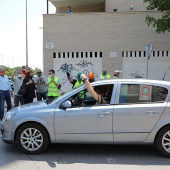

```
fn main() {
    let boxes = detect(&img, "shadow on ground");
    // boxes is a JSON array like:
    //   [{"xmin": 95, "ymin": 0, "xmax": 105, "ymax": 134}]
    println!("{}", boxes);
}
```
[{"xmin": 0, "ymin": 142, "xmax": 170, "ymax": 168}]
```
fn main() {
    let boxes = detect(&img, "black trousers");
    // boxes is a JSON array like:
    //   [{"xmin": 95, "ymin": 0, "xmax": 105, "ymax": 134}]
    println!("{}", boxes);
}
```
[{"xmin": 24, "ymin": 98, "xmax": 33, "ymax": 104}]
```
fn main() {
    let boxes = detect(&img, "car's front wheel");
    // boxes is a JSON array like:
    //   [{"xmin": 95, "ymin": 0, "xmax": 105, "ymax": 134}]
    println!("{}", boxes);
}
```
[
  {"xmin": 15, "ymin": 123, "xmax": 49, "ymax": 154},
  {"xmin": 155, "ymin": 126, "xmax": 170, "ymax": 157}
]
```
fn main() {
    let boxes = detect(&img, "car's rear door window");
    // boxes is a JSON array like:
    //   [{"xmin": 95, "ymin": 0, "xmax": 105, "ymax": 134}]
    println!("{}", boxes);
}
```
[{"xmin": 119, "ymin": 84, "xmax": 168, "ymax": 104}]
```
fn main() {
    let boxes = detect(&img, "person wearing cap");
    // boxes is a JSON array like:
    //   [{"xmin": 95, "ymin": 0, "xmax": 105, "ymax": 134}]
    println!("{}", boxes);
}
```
[
  {"xmin": 67, "ymin": 72, "xmax": 84, "ymax": 89},
  {"xmin": 67, "ymin": 72, "xmax": 85, "ymax": 98},
  {"xmin": 11, "ymin": 69, "xmax": 24, "ymax": 106},
  {"xmin": 34, "ymin": 69, "xmax": 48, "ymax": 101},
  {"xmin": 46, "ymin": 69, "xmax": 61, "ymax": 101},
  {"xmin": 114, "ymin": 70, "xmax": 122, "ymax": 78},
  {"xmin": 100, "ymin": 68, "xmax": 110, "ymax": 79},
  {"xmin": 88, "ymin": 73, "xmax": 95, "ymax": 83}
]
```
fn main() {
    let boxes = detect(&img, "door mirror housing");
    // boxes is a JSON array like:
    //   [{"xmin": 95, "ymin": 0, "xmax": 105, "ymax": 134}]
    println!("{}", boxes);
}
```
[{"xmin": 60, "ymin": 101, "xmax": 72, "ymax": 109}]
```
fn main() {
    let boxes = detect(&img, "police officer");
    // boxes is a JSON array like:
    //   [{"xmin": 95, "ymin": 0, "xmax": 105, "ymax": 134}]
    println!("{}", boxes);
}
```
[
  {"xmin": 100, "ymin": 68, "xmax": 110, "ymax": 79},
  {"xmin": 46, "ymin": 69, "xmax": 61, "ymax": 100}
]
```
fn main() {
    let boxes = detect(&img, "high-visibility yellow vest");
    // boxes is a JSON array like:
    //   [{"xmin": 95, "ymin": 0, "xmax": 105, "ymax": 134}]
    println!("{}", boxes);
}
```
[
  {"xmin": 73, "ymin": 80, "xmax": 84, "ymax": 98},
  {"xmin": 47, "ymin": 77, "xmax": 59, "ymax": 97},
  {"xmin": 73, "ymin": 80, "xmax": 83, "ymax": 89},
  {"xmin": 100, "ymin": 74, "xmax": 111, "ymax": 79}
]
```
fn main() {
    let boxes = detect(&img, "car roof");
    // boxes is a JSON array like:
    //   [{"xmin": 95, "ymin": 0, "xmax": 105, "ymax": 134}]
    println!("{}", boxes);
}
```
[{"xmin": 91, "ymin": 78, "xmax": 170, "ymax": 86}]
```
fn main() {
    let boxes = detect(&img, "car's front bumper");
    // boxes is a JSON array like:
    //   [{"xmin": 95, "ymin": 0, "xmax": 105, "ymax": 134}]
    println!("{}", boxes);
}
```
[{"xmin": 0, "ymin": 120, "xmax": 14, "ymax": 144}]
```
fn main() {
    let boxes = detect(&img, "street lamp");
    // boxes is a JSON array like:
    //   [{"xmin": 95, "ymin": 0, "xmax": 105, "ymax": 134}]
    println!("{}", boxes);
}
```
[{"xmin": 26, "ymin": 0, "xmax": 28, "ymax": 66}]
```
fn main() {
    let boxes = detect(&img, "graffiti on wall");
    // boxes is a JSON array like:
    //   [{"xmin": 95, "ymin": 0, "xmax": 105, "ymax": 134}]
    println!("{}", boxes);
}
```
[
  {"xmin": 55, "ymin": 60, "xmax": 101, "ymax": 93},
  {"xmin": 83, "ymin": 68, "xmax": 98, "ymax": 79},
  {"xmin": 129, "ymin": 71, "xmax": 144, "ymax": 78},
  {"xmin": 76, "ymin": 60, "xmax": 94, "ymax": 68},
  {"xmin": 57, "ymin": 63, "xmax": 79, "ymax": 73}
]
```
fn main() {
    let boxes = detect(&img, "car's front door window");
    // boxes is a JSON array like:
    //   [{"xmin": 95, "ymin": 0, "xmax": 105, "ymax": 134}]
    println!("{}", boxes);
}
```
[{"xmin": 68, "ymin": 84, "xmax": 114, "ymax": 107}]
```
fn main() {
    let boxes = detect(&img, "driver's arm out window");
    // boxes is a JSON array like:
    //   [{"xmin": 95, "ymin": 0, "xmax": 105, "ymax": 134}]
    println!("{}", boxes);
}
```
[{"xmin": 83, "ymin": 84, "xmax": 114, "ymax": 105}]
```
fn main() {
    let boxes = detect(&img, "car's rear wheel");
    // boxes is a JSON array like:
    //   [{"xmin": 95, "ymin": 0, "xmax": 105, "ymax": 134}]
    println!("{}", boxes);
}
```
[
  {"xmin": 15, "ymin": 123, "xmax": 49, "ymax": 154},
  {"xmin": 155, "ymin": 126, "xmax": 170, "ymax": 157}
]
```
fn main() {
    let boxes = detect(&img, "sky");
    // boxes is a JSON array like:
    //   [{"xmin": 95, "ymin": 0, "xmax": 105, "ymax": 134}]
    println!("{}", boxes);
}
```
[{"xmin": 0, "ymin": 0, "xmax": 55, "ymax": 70}]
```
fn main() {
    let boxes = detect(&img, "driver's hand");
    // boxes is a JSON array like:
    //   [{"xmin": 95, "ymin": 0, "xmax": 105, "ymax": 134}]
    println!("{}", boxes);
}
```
[{"xmin": 80, "ymin": 74, "xmax": 86, "ymax": 80}]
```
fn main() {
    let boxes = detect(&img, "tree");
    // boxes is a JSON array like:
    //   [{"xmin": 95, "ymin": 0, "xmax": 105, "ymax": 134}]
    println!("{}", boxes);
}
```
[
  {"xmin": 144, "ymin": 0, "xmax": 170, "ymax": 33},
  {"xmin": 0, "ymin": 65, "xmax": 36, "ymax": 77}
]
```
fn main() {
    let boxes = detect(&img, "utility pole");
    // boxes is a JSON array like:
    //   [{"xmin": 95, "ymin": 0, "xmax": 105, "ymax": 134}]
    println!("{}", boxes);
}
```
[
  {"xmin": 26, "ymin": 0, "xmax": 28, "ymax": 66},
  {"xmin": 145, "ymin": 44, "xmax": 154, "ymax": 79},
  {"xmin": 47, "ymin": 0, "xmax": 49, "ymax": 14}
]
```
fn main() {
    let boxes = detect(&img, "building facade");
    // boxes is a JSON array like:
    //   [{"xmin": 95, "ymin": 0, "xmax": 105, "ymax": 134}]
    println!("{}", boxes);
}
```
[{"xmin": 43, "ymin": 0, "xmax": 170, "ymax": 92}]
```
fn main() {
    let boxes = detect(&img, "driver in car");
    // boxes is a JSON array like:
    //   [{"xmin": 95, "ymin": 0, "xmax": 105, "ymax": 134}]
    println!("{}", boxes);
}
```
[{"xmin": 80, "ymin": 74, "xmax": 110, "ymax": 104}]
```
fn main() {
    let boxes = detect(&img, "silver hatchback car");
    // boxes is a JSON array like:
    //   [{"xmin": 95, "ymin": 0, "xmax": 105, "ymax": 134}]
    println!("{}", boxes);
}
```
[{"xmin": 0, "ymin": 79, "xmax": 170, "ymax": 157}]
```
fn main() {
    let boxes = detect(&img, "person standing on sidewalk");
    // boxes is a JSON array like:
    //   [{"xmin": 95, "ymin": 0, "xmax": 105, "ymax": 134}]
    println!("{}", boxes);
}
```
[
  {"xmin": 0, "ymin": 67, "xmax": 13, "ymax": 120},
  {"xmin": 100, "ymin": 68, "xmax": 110, "ymax": 79},
  {"xmin": 46, "ymin": 69, "xmax": 61, "ymax": 101},
  {"xmin": 113, "ymin": 70, "xmax": 122, "ymax": 78},
  {"xmin": 34, "ymin": 69, "xmax": 47, "ymax": 101},
  {"xmin": 11, "ymin": 70, "xmax": 24, "ymax": 106},
  {"xmin": 23, "ymin": 71, "xmax": 36, "ymax": 104},
  {"xmin": 67, "ymin": 72, "xmax": 84, "ymax": 89}
]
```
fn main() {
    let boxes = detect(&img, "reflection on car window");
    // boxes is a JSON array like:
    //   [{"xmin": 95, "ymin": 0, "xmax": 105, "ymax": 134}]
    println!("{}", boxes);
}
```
[
  {"xmin": 119, "ymin": 84, "xmax": 168, "ymax": 104},
  {"xmin": 68, "ymin": 84, "xmax": 114, "ymax": 107},
  {"xmin": 153, "ymin": 86, "xmax": 168, "ymax": 102}
]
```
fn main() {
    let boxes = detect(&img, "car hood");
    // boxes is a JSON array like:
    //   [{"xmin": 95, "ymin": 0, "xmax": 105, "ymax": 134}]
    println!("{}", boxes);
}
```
[{"xmin": 9, "ymin": 100, "xmax": 48, "ymax": 113}]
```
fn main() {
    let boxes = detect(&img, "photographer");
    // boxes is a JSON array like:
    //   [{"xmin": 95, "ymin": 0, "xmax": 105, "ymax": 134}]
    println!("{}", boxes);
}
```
[{"xmin": 11, "ymin": 69, "xmax": 24, "ymax": 106}]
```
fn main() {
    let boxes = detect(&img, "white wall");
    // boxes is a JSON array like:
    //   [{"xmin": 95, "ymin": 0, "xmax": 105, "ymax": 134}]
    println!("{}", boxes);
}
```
[
  {"xmin": 54, "ymin": 53, "xmax": 102, "ymax": 92},
  {"xmin": 123, "ymin": 51, "xmax": 170, "ymax": 81}
]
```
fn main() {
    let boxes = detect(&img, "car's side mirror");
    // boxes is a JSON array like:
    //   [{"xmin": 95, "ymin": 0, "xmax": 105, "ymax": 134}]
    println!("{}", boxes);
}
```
[{"xmin": 59, "ymin": 101, "xmax": 72, "ymax": 109}]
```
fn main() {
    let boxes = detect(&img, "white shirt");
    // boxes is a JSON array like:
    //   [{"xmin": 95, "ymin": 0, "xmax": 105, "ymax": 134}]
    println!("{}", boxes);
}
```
[{"xmin": 12, "ymin": 76, "xmax": 23, "ymax": 95}]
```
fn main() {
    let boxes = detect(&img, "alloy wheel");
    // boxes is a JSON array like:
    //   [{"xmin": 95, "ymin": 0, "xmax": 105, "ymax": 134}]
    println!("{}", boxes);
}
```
[
  {"xmin": 162, "ymin": 131, "xmax": 170, "ymax": 153},
  {"xmin": 20, "ymin": 128, "xmax": 43, "ymax": 151}
]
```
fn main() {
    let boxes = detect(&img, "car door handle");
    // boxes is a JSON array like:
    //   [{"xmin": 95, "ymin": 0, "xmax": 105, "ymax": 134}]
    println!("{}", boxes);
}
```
[
  {"xmin": 97, "ymin": 111, "xmax": 110, "ymax": 116},
  {"xmin": 146, "ymin": 110, "xmax": 159, "ymax": 115}
]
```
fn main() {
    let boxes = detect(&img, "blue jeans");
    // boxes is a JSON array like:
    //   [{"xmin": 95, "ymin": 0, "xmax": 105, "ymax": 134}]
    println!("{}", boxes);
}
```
[
  {"xmin": 36, "ymin": 92, "xmax": 47, "ymax": 101},
  {"xmin": 0, "ymin": 91, "xmax": 12, "ymax": 120}
]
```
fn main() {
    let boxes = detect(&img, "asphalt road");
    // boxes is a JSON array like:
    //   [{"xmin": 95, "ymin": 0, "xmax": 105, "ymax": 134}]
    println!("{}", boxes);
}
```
[{"xmin": 0, "ymin": 139, "xmax": 170, "ymax": 170}]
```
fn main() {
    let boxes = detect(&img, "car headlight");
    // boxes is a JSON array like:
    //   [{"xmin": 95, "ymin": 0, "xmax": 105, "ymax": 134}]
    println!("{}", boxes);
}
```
[{"xmin": 2, "ymin": 112, "xmax": 17, "ymax": 122}]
